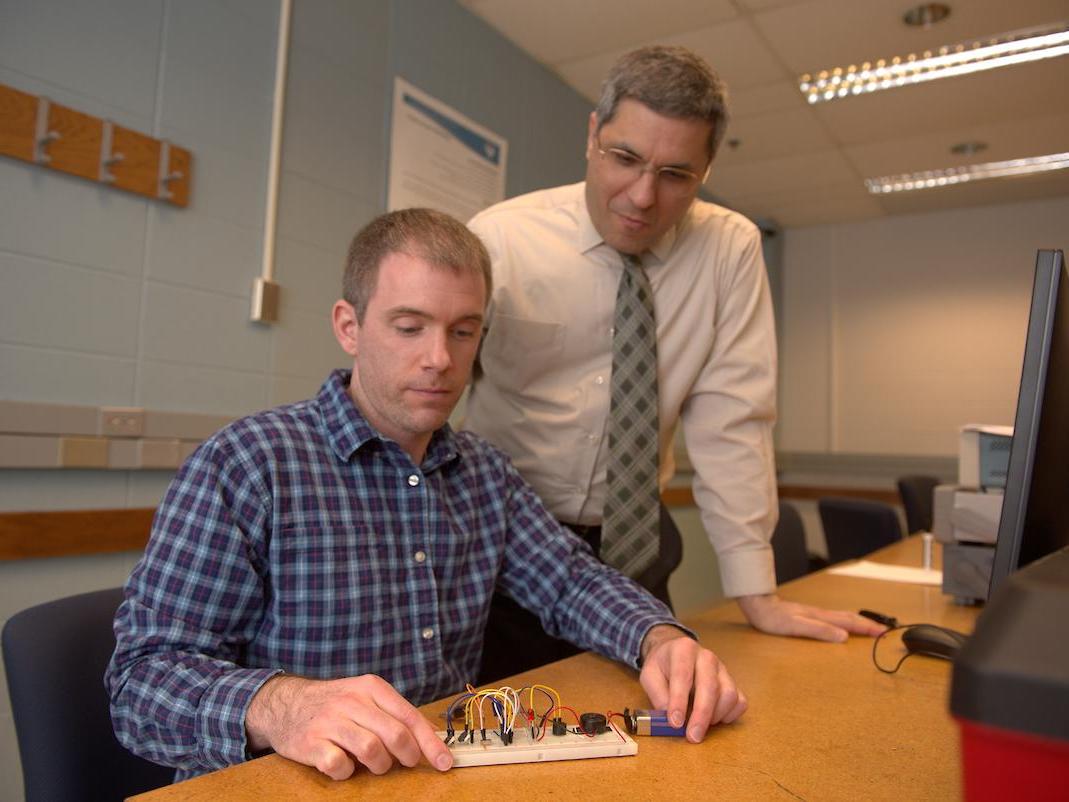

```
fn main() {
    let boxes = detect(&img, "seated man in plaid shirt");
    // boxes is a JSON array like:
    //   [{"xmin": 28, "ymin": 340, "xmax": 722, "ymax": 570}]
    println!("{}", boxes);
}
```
[{"xmin": 106, "ymin": 208, "xmax": 746, "ymax": 783}]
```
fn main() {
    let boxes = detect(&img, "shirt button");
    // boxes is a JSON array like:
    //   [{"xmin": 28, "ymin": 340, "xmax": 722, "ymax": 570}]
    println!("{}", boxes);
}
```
[
  {"xmin": 595, "ymin": 375, "xmax": 605, "ymax": 385},
  {"xmin": 422, "ymin": 627, "xmax": 435, "ymax": 640},
  {"xmin": 407, "ymin": 474, "xmax": 420, "ymax": 487},
  {"xmin": 587, "ymin": 434, "xmax": 596, "ymax": 442},
  {"xmin": 414, "ymin": 550, "xmax": 427, "ymax": 563}
]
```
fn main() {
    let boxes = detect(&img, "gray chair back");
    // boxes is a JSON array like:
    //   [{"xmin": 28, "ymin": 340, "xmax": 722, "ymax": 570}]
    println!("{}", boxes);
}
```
[
  {"xmin": 818, "ymin": 497, "xmax": 904, "ymax": 564},
  {"xmin": 771, "ymin": 500, "xmax": 810, "ymax": 584},
  {"xmin": 897, "ymin": 474, "xmax": 940, "ymax": 533}
]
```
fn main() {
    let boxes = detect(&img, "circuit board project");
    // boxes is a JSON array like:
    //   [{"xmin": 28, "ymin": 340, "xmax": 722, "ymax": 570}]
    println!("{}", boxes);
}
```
[{"xmin": 438, "ymin": 683, "xmax": 638, "ymax": 768}]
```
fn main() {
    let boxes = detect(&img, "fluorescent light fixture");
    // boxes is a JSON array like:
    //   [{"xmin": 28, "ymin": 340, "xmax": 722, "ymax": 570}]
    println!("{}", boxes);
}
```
[
  {"xmin": 800, "ymin": 23, "xmax": 1069, "ymax": 104},
  {"xmin": 865, "ymin": 152, "xmax": 1069, "ymax": 194}
]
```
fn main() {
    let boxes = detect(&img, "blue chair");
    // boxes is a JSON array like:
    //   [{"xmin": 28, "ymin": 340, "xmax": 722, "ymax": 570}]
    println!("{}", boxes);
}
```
[{"xmin": 2, "ymin": 587, "xmax": 174, "ymax": 802}]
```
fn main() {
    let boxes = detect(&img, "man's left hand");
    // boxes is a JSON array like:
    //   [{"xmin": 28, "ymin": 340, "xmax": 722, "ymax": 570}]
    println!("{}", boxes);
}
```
[
  {"xmin": 638, "ymin": 625, "xmax": 747, "ymax": 744},
  {"xmin": 736, "ymin": 594, "xmax": 886, "ymax": 642}
]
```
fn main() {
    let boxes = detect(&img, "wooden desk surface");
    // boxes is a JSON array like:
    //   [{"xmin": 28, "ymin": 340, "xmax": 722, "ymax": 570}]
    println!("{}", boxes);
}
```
[{"xmin": 131, "ymin": 537, "xmax": 978, "ymax": 801}]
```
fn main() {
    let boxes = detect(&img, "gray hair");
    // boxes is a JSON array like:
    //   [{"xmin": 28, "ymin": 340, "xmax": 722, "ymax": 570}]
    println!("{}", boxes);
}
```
[
  {"xmin": 344, "ymin": 208, "xmax": 492, "ymax": 322},
  {"xmin": 594, "ymin": 46, "xmax": 730, "ymax": 159}
]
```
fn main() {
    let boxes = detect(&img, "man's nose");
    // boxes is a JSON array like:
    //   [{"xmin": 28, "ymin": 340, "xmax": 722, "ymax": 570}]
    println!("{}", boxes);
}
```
[
  {"xmin": 423, "ymin": 330, "xmax": 453, "ymax": 371},
  {"xmin": 627, "ymin": 168, "xmax": 657, "ymax": 209}
]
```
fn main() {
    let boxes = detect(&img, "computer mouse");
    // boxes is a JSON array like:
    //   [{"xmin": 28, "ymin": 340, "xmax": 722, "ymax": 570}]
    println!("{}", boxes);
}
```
[{"xmin": 901, "ymin": 624, "xmax": 968, "ymax": 660}]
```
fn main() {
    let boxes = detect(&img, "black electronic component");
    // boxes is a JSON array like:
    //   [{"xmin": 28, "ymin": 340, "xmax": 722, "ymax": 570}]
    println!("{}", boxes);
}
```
[
  {"xmin": 579, "ymin": 712, "xmax": 607, "ymax": 735},
  {"xmin": 859, "ymin": 609, "xmax": 899, "ymax": 628},
  {"xmin": 552, "ymin": 717, "xmax": 567, "ymax": 736}
]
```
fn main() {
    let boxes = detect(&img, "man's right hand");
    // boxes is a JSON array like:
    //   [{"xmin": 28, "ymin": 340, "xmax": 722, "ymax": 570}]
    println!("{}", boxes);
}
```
[{"xmin": 245, "ymin": 674, "xmax": 454, "ymax": 779}]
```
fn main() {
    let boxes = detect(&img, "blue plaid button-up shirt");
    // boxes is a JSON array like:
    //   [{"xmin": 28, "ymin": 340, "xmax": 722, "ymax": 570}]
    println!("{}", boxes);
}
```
[{"xmin": 107, "ymin": 370, "xmax": 678, "ymax": 778}]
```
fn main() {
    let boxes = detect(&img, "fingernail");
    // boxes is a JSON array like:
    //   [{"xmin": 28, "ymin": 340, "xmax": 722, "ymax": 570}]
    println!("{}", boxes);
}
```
[
  {"xmin": 436, "ymin": 755, "xmax": 453, "ymax": 771},
  {"xmin": 688, "ymin": 727, "xmax": 702, "ymax": 742},
  {"xmin": 671, "ymin": 711, "xmax": 685, "ymax": 727}
]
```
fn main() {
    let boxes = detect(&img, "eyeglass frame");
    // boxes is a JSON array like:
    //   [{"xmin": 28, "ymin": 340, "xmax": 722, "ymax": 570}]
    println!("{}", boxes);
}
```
[{"xmin": 593, "ymin": 136, "xmax": 712, "ymax": 193}]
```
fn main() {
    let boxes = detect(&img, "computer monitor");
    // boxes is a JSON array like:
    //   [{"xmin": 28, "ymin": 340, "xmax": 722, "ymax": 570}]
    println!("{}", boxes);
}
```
[{"xmin": 989, "ymin": 249, "xmax": 1069, "ymax": 596}]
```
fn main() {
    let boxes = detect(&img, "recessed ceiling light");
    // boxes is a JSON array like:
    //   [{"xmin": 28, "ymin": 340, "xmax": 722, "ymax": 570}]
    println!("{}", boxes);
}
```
[
  {"xmin": 799, "ymin": 22, "xmax": 1069, "ymax": 104},
  {"xmin": 950, "ymin": 141, "xmax": 989, "ymax": 156},
  {"xmin": 903, "ymin": 4, "xmax": 951, "ymax": 28},
  {"xmin": 865, "ymin": 152, "xmax": 1069, "ymax": 194}
]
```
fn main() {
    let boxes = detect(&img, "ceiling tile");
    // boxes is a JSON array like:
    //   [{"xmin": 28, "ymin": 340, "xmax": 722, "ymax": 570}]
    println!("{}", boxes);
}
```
[
  {"xmin": 729, "ymin": 80, "xmax": 808, "ymax": 119},
  {"xmin": 458, "ymin": 0, "xmax": 739, "ymax": 64},
  {"xmin": 844, "ymin": 111, "xmax": 1069, "ymax": 175},
  {"xmin": 874, "ymin": 170, "xmax": 1069, "ymax": 217},
  {"xmin": 753, "ymin": 0, "xmax": 1069, "ymax": 76},
  {"xmin": 556, "ymin": 17, "xmax": 787, "ymax": 103},
  {"xmin": 809, "ymin": 57, "xmax": 1069, "ymax": 146},
  {"xmin": 716, "ymin": 106, "xmax": 837, "ymax": 164}
]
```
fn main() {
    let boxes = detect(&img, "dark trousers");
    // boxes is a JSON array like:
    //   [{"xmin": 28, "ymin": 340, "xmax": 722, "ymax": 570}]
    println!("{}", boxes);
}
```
[{"xmin": 477, "ymin": 505, "xmax": 683, "ymax": 685}]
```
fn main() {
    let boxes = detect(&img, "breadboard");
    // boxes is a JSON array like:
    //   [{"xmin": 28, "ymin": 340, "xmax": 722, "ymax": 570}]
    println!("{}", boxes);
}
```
[{"xmin": 438, "ymin": 727, "xmax": 637, "ymax": 767}]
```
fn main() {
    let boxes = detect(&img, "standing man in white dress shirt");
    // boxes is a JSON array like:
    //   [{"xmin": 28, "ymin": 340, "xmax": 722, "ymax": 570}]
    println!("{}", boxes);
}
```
[{"xmin": 466, "ymin": 46, "xmax": 882, "ymax": 682}]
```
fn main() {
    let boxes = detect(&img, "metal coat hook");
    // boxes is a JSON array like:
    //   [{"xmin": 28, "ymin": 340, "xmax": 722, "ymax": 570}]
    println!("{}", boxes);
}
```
[
  {"xmin": 157, "ymin": 139, "xmax": 183, "ymax": 200},
  {"xmin": 33, "ymin": 96, "xmax": 60, "ymax": 164},
  {"xmin": 98, "ymin": 120, "xmax": 124, "ymax": 183}
]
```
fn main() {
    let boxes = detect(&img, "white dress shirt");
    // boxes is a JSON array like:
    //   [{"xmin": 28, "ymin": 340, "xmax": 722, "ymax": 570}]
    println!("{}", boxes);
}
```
[{"xmin": 466, "ymin": 182, "xmax": 778, "ymax": 598}]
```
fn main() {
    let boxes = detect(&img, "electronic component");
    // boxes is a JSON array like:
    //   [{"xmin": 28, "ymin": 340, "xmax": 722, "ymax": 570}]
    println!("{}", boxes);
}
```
[
  {"xmin": 622, "ymin": 708, "xmax": 687, "ymax": 737},
  {"xmin": 579, "ymin": 712, "xmax": 607, "ymax": 735},
  {"xmin": 859, "ymin": 609, "xmax": 899, "ymax": 628},
  {"xmin": 437, "ymin": 683, "xmax": 638, "ymax": 767},
  {"xmin": 438, "ymin": 725, "xmax": 637, "ymax": 767}
]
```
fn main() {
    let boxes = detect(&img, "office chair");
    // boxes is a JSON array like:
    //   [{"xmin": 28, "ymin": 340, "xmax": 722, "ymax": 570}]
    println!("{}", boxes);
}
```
[
  {"xmin": 897, "ymin": 474, "xmax": 940, "ymax": 534},
  {"xmin": 2, "ymin": 587, "xmax": 174, "ymax": 802},
  {"xmin": 818, "ymin": 497, "xmax": 904, "ymax": 565},
  {"xmin": 771, "ymin": 500, "xmax": 811, "ymax": 584}
]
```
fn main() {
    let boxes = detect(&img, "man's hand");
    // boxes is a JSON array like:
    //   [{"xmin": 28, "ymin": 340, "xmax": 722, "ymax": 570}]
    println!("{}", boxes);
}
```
[
  {"xmin": 737, "ymin": 594, "xmax": 887, "ymax": 642},
  {"xmin": 638, "ymin": 625, "xmax": 747, "ymax": 744},
  {"xmin": 245, "ymin": 674, "xmax": 453, "ymax": 779}
]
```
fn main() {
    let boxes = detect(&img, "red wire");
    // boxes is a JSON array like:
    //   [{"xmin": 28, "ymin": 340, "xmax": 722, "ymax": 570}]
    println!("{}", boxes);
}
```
[{"xmin": 605, "ymin": 711, "xmax": 628, "ymax": 743}]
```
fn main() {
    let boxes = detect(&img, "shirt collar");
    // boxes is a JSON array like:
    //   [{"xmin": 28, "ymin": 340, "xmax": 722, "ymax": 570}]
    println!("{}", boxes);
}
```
[
  {"xmin": 317, "ymin": 369, "xmax": 460, "ymax": 469},
  {"xmin": 576, "ymin": 182, "xmax": 682, "ymax": 266}
]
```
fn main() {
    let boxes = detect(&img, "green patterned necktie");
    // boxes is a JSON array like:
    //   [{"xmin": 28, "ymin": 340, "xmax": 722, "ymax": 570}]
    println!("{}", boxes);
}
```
[{"xmin": 601, "ymin": 252, "xmax": 660, "ymax": 579}]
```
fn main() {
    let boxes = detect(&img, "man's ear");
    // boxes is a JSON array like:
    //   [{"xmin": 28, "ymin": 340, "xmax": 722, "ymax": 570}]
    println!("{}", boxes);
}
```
[
  {"xmin": 332, "ymin": 299, "xmax": 360, "ymax": 356},
  {"xmin": 585, "ymin": 111, "xmax": 598, "ymax": 160}
]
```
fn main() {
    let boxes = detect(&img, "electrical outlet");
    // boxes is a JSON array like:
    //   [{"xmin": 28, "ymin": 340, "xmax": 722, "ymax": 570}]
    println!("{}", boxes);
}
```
[{"xmin": 99, "ymin": 407, "xmax": 145, "ymax": 437}]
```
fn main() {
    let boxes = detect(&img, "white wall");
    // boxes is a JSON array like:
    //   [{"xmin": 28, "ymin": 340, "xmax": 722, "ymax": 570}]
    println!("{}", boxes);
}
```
[{"xmin": 778, "ymin": 194, "xmax": 1069, "ymax": 457}]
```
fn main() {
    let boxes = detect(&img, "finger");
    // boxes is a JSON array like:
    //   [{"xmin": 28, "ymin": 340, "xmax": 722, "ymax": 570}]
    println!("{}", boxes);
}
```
[
  {"xmin": 371, "ymin": 684, "xmax": 453, "ymax": 771},
  {"xmin": 666, "ymin": 641, "xmax": 697, "ymax": 729},
  {"xmin": 639, "ymin": 659, "xmax": 671, "ymax": 711},
  {"xmin": 720, "ymin": 670, "xmax": 748, "ymax": 725},
  {"xmin": 683, "ymin": 650, "xmax": 718, "ymax": 742},
  {"xmin": 800, "ymin": 605, "xmax": 886, "ymax": 636},
  {"xmin": 311, "ymin": 739, "xmax": 358, "ymax": 781},
  {"xmin": 349, "ymin": 703, "xmax": 423, "ymax": 769},
  {"xmin": 787, "ymin": 613, "xmax": 849, "ymax": 642},
  {"xmin": 709, "ymin": 660, "xmax": 742, "ymax": 727},
  {"xmin": 342, "ymin": 726, "xmax": 394, "ymax": 775}
]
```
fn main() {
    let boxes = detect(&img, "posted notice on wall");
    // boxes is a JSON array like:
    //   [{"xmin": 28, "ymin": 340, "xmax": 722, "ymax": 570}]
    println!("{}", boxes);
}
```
[{"xmin": 387, "ymin": 77, "xmax": 508, "ymax": 224}]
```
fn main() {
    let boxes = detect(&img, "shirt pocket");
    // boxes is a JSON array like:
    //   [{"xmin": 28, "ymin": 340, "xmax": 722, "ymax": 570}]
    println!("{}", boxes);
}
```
[
  {"xmin": 271, "ymin": 524, "xmax": 394, "ymax": 647},
  {"xmin": 481, "ymin": 313, "xmax": 564, "ymax": 391}
]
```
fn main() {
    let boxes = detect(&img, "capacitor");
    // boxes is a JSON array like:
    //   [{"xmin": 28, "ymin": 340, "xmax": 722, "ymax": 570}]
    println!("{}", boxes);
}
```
[{"xmin": 622, "ymin": 707, "xmax": 687, "ymax": 737}]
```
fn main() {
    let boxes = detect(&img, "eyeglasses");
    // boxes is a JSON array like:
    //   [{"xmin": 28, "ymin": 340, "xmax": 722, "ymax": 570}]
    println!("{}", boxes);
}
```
[{"xmin": 594, "ymin": 138, "xmax": 709, "ymax": 195}]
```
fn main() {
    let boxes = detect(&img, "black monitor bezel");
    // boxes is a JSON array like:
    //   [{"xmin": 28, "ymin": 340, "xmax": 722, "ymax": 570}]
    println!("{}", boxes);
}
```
[{"xmin": 989, "ymin": 249, "xmax": 1067, "ymax": 596}]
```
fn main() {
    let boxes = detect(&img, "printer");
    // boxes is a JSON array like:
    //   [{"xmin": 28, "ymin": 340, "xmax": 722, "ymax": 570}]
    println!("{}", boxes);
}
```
[{"xmin": 931, "ymin": 424, "xmax": 1012, "ymax": 603}]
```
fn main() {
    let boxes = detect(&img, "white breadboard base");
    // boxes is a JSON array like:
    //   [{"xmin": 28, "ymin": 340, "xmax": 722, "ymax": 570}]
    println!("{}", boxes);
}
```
[{"xmin": 438, "ymin": 727, "xmax": 638, "ymax": 767}]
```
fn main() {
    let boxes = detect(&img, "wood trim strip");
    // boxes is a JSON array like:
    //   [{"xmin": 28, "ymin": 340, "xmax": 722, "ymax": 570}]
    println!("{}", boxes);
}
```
[
  {"xmin": 1, "ymin": 482, "xmax": 900, "ymax": 560},
  {"xmin": 0, "ymin": 508, "xmax": 155, "ymax": 561},
  {"xmin": 664, "ymin": 484, "xmax": 900, "ymax": 508}
]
